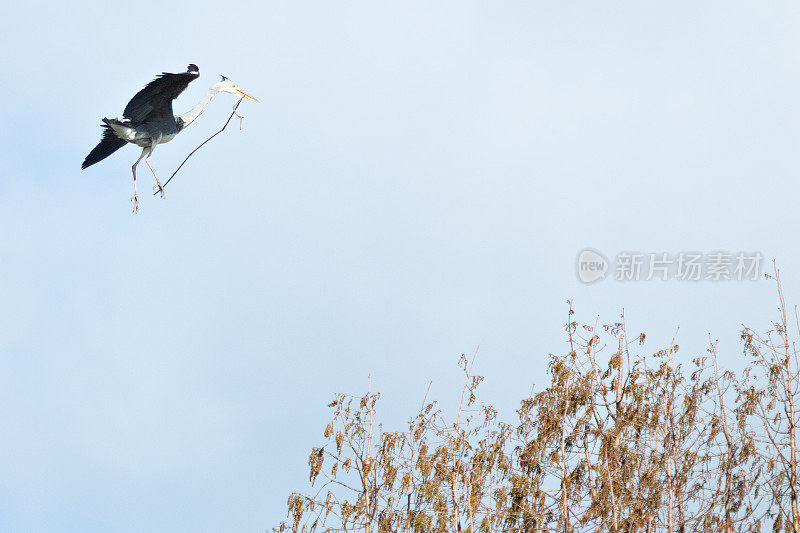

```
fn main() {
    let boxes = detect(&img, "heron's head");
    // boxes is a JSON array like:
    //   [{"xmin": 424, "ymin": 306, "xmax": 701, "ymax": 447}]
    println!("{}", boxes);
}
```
[{"xmin": 214, "ymin": 75, "xmax": 259, "ymax": 102}]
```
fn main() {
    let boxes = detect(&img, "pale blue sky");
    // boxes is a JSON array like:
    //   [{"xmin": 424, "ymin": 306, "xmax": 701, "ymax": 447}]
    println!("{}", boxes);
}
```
[{"xmin": 1, "ymin": 1, "xmax": 799, "ymax": 531}]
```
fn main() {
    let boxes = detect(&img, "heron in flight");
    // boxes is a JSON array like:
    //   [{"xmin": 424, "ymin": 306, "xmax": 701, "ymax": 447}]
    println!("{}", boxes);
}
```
[{"xmin": 82, "ymin": 64, "xmax": 258, "ymax": 212}]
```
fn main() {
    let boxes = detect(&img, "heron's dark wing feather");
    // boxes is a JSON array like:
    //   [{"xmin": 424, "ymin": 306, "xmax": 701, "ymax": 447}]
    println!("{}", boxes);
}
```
[
  {"xmin": 82, "ymin": 124, "xmax": 128, "ymax": 169},
  {"xmin": 122, "ymin": 71, "xmax": 199, "ymax": 124}
]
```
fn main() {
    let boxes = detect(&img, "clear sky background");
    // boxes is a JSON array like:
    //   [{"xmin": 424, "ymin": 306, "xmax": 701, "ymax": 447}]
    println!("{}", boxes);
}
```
[{"xmin": 2, "ymin": 1, "xmax": 800, "ymax": 531}]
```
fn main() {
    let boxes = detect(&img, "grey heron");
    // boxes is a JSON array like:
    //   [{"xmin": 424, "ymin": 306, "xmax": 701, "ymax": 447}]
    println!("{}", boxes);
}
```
[{"xmin": 82, "ymin": 64, "xmax": 258, "ymax": 212}]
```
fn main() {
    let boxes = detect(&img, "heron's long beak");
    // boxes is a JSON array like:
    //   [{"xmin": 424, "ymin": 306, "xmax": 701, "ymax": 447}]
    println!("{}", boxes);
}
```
[{"xmin": 235, "ymin": 87, "xmax": 259, "ymax": 103}]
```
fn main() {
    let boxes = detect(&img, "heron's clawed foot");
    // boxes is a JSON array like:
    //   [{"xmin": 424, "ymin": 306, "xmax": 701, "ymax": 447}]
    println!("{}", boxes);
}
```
[
  {"xmin": 153, "ymin": 179, "xmax": 166, "ymax": 199},
  {"xmin": 131, "ymin": 193, "xmax": 140, "ymax": 213}
]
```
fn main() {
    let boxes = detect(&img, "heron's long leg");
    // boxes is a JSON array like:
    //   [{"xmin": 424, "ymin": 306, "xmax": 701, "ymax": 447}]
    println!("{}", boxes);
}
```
[
  {"xmin": 131, "ymin": 147, "xmax": 148, "ymax": 213},
  {"xmin": 145, "ymin": 138, "xmax": 165, "ymax": 199}
]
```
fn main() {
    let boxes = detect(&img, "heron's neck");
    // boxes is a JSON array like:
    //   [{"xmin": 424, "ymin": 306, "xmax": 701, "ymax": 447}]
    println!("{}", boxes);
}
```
[{"xmin": 177, "ymin": 87, "xmax": 219, "ymax": 129}]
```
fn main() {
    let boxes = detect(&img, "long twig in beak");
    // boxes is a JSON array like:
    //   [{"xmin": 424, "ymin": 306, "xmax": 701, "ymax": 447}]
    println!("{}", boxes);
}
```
[{"xmin": 155, "ymin": 96, "xmax": 246, "ymax": 194}]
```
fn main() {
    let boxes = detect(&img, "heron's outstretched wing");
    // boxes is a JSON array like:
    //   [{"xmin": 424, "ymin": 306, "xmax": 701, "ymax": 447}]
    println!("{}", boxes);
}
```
[{"xmin": 123, "ymin": 64, "xmax": 200, "ymax": 124}]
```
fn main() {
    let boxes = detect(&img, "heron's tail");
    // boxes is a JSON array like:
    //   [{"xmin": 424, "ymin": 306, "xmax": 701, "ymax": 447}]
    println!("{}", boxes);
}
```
[{"xmin": 81, "ymin": 123, "xmax": 128, "ymax": 169}]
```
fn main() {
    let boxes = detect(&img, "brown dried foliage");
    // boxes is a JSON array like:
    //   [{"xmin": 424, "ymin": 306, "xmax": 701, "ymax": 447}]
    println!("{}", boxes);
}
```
[{"xmin": 276, "ymin": 263, "xmax": 800, "ymax": 532}]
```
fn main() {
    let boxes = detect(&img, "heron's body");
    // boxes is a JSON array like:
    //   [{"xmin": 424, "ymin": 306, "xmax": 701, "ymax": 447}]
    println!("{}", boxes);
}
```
[
  {"xmin": 82, "ymin": 64, "xmax": 258, "ymax": 212},
  {"xmin": 104, "ymin": 118, "xmax": 179, "ymax": 147}
]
